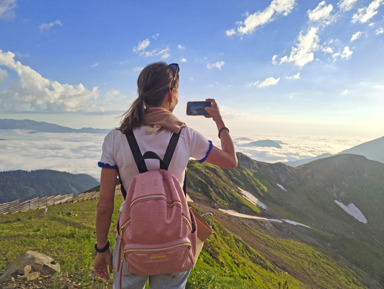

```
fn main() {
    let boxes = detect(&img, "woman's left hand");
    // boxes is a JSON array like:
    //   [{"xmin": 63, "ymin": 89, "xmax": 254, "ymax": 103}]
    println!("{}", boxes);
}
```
[{"xmin": 93, "ymin": 249, "xmax": 113, "ymax": 280}]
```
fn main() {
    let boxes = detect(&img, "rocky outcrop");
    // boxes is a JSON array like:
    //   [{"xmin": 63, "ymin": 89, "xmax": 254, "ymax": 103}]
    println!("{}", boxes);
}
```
[{"xmin": 0, "ymin": 251, "xmax": 60, "ymax": 287}]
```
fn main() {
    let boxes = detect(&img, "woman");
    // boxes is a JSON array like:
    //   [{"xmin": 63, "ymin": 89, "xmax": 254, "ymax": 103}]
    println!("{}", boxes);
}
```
[{"xmin": 93, "ymin": 62, "xmax": 237, "ymax": 289}]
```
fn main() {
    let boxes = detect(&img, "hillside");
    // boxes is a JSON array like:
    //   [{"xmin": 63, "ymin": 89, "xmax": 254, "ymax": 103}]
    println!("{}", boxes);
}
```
[
  {"xmin": 185, "ymin": 153, "xmax": 384, "ymax": 288},
  {"xmin": 0, "ymin": 170, "xmax": 99, "ymax": 203},
  {"xmin": 0, "ymin": 189, "xmax": 365, "ymax": 289},
  {"xmin": 1, "ymin": 153, "xmax": 383, "ymax": 288}
]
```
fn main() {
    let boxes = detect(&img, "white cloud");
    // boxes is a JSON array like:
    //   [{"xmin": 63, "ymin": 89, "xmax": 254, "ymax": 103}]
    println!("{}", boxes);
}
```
[
  {"xmin": 160, "ymin": 49, "xmax": 170, "ymax": 59},
  {"xmin": 39, "ymin": 20, "xmax": 63, "ymax": 32},
  {"xmin": 225, "ymin": 29, "xmax": 236, "ymax": 36},
  {"xmin": 0, "ymin": 0, "xmax": 16, "ymax": 19},
  {"xmin": 352, "ymin": 0, "xmax": 384, "ymax": 23},
  {"xmin": 0, "ymin": 50, "xmax": 105, "ymax": 113},
  {"xmin": 251, "ymin": 76, "xmax": 280, "ymax": 87},
  {"xmin": 228, "ymin": 0, "xmax": 295, "ymax": 36},
  {"xmin": 133, "ymin": 39, "xmax": 150, "ymax": 52},
  {"xmin": 308, "ymin": 1, "xmax": 334, "ymax": 25},
  {"xmin": 333, "ymin": 46, "xmax": 353, "ymax": 60},
  {"xmin": 91, "ymin": 63, "xmax": 99, "ymax": 68},
  {"xmin": 152, "ymin": 33, "xmax": 159, "ymax": 40},
  {"xmin": 178, "ymin": 44, "xmax": 185, "ymax": 50},
  {"xmin": 220, "ymin": 106, "xmax": 252, "ymax": 120},
  {"xmin": 0, "ymin": 129, "xmax": 365, "ymax": 180},
  {"xmin": 376, "ymin": 27, "xmax": 384, "ymax": 34},
  {"xmin": 141, "ymin": 48, "xmax": 170, "ymax": 59},
  {"xmin": 272, "ymin": 55, "xmax": 278, "ymax": 65},
  {"xmin": 0, "ymin": 130, "xmax": 104, "ymax": 180},
  {"xmin": 0, "ymin": 67, "xmax": 8, "ymax": 83},
  {"xmin": 322, "ymin": 45, "xmax": 334, "ymax": 54},
  {"xmin": 207, "ymin": 61, "xmax": 225, "ymax": 70},
  {"xmin": 350, "ymin": 31, "xmax": 363, "ymax": 42},
  {"xmin": 338, "ymin": 0, "xmax": 358, "ymax": 11},
  {"xmin": 180, "ymin": 58, "xmax": 187, "ymax": 63},
  {"xmin": 232, "ymin": 134, "xmax": 365, "ymax": 165},
  {"xmin": 280, "ymin": 27, "xmax": 320, "ymax": 67},
  {"xmin": 133, "ymin": 39, "xmax": 170, "ymax": 59},
  {"xmin": 285, "ymin": 72, "xmax": 300, "ymax": 79}
]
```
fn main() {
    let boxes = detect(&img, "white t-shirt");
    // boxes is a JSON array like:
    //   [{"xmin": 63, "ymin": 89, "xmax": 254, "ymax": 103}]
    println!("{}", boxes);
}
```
[{"xmin": 98, "ymin": 126, "xmax": 212, "ymax": 193}]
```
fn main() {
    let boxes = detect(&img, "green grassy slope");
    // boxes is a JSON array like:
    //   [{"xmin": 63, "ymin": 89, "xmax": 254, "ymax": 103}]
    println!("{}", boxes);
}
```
[
  {"xmin": 186, "ymin": 154, "xmax": 384, "ymax": 288},
  {"xmin": 0, "ymin": 194, "xmax": 302, "ymax": 288},
  {"xmin": 1, "ymin": 154, "xmax": 377, "ymax": 288},
  {"xmin": 0, "ymin": 192, "xmax": 365, "ymax": 288}
]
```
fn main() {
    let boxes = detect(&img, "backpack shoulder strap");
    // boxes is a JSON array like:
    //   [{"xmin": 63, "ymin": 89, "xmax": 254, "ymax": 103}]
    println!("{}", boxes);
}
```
[
  {"xmin": 126, "ymin": 130, "xmax": 148, "ymax": 173},
  {"xmin": 121, "ymin": 129, "xmax": 182, "ymax": 199},
  {"xmin": 163, "ymin": 129, "xmax": 182, "ymax": 170}
]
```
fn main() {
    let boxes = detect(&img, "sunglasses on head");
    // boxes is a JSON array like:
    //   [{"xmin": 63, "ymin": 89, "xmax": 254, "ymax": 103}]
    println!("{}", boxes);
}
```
[{"xmin": 168, "ymin": 63, "xmax": 180, "ymax": 90}]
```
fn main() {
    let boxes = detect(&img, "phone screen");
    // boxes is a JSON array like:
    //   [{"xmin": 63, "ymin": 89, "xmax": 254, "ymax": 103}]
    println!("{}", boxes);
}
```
[{"xmin": 186, "ymin": 101, "xmax": 211, "ymax": 115}]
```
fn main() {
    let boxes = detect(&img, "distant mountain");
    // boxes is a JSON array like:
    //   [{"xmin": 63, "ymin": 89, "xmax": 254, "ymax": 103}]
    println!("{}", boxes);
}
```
[
  {"xmin": 285, "ymin": 136, "xmax": 384, "ymax": 167},
  {"xmin": 234, "ymin": 137, "xmax": 252, "ymax": 141},
  {"xmin": 340, "ymin": 136, "xmax": 384, "ymax": 163},
  {"xmin": 0, "ymin": 170, "xmax": 99, "ymax": 203},
  {"xmin": 238, "ymin": 139, "xmax": 283, "ymax": 148},
  {"xmin": 0, "ymin": 119, "xmax": 110, "ymax": 134},
  {"xmin": 285, "ymin": 153, "xmax": 333, "ymax": 167},
  {"xmin": 187, "ymin": 153, "xmax": 384, "ymax": 287}
]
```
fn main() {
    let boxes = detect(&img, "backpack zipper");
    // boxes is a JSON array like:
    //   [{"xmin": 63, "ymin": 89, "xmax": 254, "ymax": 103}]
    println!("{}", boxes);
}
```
[
  {"xmin": 130, "ymin": 195, "xmax": 167, "ymax": 207},
  {"xmin": 182, "ymin": 215, "xmax": 192, "ymax": 231},
  {"xmin": 130, "ymin": 195, "xmax": 183, "ymax": 208},
  {"xmin": 119, "ymin": 219, "xmax": 131, "ymax": 237},
  {"xmin": 123, "ymin": 242, "xmax": 191, "ymax": 255}
]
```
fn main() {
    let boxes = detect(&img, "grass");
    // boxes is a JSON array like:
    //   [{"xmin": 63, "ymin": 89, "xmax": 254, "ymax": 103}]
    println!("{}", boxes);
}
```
[
  {"xmin": 0, "ymin": 193, "xmax": 294, "ymax": 288},
  {"xmin": 0, "ymin": 195, "xmax": 118, "ymax": 288},
  {"xmin": 0, "ymin": 187, "xmax": 369, "ymax": 289}
]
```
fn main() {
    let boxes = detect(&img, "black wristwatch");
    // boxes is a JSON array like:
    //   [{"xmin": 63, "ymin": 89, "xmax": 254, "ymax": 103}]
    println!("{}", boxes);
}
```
[{"xmin": 95, "ymin": 241, "xmax": 110, "ymax": 253}]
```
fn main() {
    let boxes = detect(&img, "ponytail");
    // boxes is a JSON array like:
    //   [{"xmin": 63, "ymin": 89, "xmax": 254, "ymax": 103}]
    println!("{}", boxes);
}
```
[
  {"xmin": 119, "ymin": 97, "xmax": 145, "ymax": 133},
  {"xmin": 118, "ymin": 62, "xmax": 176, "ymax": 133}
]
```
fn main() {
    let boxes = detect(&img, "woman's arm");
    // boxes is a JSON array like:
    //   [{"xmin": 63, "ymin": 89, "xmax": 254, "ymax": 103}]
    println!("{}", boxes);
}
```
[
  {"xmin": 93, "ymin": 168, "xmax": 117, "ymax": 279},
  {"xmin": 204, "ymin": 99, "xmax": 238, "ymax": 169}
]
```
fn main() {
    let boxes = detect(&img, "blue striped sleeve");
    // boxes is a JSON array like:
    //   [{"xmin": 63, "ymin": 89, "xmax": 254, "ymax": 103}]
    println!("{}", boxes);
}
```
[
  {"xmin": 198, "ymin": 140, "xmax": 213, "ymax": 163},
  {"xmin": 98, "ymin": 161, "xmax": 118, "ymax": 170}
]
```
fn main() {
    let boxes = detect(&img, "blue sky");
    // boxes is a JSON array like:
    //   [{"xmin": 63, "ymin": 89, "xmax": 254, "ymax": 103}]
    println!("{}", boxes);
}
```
[{"xmin": 1, "ymin": 0, "xmax": 384, "ymax": 139}]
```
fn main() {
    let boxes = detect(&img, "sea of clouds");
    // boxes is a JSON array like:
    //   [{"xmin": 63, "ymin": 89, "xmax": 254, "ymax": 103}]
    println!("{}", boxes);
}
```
[
  {"xmin": 231, "ymin": 133, "xmax": 364, "ymax": 164},
  {"xmin": 0, "ymin": 129, "xmax": 366, "ymax": 181},
  {"xmin": 0, "ymin": 130, "xmax": 105, "ymax": 180}
]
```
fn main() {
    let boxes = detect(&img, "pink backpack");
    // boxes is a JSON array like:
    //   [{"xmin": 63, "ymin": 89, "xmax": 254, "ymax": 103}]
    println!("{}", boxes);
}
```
[{"xmin": 116, "ymin": 129, "xmax": 196, "ymax": 285}]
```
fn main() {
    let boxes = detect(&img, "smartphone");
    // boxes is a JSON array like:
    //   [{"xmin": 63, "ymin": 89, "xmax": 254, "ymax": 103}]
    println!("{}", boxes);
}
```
[{"xmin": 186, "ymin": 101, "xmax": 211, "ymax": 115}]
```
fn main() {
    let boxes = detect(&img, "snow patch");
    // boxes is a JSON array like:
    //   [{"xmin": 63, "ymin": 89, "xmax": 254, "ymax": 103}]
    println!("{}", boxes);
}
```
[
  {"xmin": 237, "ymin": 187, "xmax": 268, "ymax": 210},
  {"xmin": 276, "ymin": 183, "xmax": 287, "ymax": 192},
  {"xmin": 334, "ymin": 200, "xmax": 368, "ymax": 224},
  {"xmin": 219, "ymin": 209, "xmax": 282, "ymax": 223},
  {"xmin": 282, "ymin": 219, "xmax": 311, "ymax": 228},
  {"xmin": 219, "ymin": 209, "xmax": 310, "ymax": 228}
]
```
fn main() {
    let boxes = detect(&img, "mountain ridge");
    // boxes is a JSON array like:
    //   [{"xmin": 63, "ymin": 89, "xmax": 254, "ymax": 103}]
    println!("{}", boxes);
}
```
[
  {"xmin": 339, "ymin": 136, "xmax": 384, "ymax": 162},
  {"xmin": 186, "ymin": 152, "xmax": 384, "ymax": 287},
  {"xmin": 0, "ymin": 169, "xmax": 99, "ymax": 203},
  {"xmin": 0, "ymin": 119, "xmax": 110, "ymax": 134},
  {"xmin": 1, "ymin": 153, "xmax": 382, "ymax": 287},
  {"xmin": 285, "ymin": 136, "xmax": 384, "ymax": 166}
]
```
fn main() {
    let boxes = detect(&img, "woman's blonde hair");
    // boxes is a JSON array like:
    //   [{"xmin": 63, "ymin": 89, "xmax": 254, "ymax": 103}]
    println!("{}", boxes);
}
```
[{"xmin": 119, "ymin": 62, "xmax": 178, "ymax": 133}]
